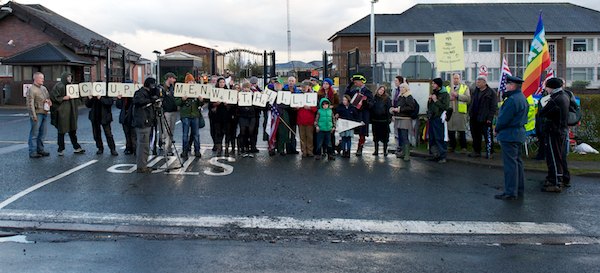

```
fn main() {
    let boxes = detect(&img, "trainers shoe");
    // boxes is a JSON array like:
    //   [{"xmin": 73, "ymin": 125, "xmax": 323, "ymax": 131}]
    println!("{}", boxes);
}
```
[
  {"xmin": 38, "ymin": 151, "xmax": 50, "ymax": 157},
  {"xmin": 195, "ymin": 151, "xmax": 202, "ymax": 158},
  {"xmin": 57, "ymin": 150, "xmax": 65, "ymax": 156},
  {"xmin": 74, "ymin": 148, "xmax": 85, "ymax": 154},
  {"xmin": 438, "ymin": 158, "xmax": 447, "ymax": 163},
  {"xmin": 29, "ymin": 153, "xmax": 42, "ymax": 158},
  {"xmin": 166, "ymin": 152, "xmax": 174, "ymax": 156}
]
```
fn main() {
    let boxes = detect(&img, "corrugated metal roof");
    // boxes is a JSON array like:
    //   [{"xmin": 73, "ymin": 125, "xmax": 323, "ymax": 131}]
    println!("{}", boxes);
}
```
[{"xmin": 330, "ymin": 3, "xmax": 600, "ymax": 40}]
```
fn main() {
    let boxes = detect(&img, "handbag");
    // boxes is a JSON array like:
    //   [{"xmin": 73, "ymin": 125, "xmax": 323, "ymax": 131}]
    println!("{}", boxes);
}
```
[{"xmin": 199, "ymin": 115, "xmax": 206, "ymax": 129}]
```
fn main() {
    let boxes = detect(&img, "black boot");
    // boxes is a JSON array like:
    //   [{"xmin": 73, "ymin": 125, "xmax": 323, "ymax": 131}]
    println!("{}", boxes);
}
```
[
  {"xmin": 356, "ymin": 145, "xmax": 363, "ymax": 157},
  {"xmin": 383, "ymin": 143, "xmax": 388, "ymax": 156},
  {"xmin": 224, "ymin": 144, "xmax": 230, "ymax": 157},
  {"xmin": 372, "ymin": 143, "xmax": 379, "ymax": 156}
]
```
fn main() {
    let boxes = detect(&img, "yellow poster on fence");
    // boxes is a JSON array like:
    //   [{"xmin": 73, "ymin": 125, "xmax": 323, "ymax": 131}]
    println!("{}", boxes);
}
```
[{"xmin": 434, "ymin": 31, "xmax": 465, "ymax": 72}]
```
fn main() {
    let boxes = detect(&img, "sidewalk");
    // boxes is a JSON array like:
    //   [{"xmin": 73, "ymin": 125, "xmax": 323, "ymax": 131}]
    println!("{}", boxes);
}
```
[{"xmin": 411, "ymin": 149, "xmax": 600, "ymax": 178}]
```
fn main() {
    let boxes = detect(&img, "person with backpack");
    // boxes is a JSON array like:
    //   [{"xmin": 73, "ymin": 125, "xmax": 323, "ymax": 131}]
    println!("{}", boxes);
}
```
[
  {"xmin": 390, "ymin": 83, "xmax": 417, "ymax": 161},
  {"xmin": 538, "ymin": 78, "xmax": 571, "ymax": 192}
]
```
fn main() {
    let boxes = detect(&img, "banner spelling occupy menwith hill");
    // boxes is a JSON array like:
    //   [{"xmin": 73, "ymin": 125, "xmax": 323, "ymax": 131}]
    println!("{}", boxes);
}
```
[{"xmin": 62, "ymin": 82, "xmax": 318, "ymax": 107}]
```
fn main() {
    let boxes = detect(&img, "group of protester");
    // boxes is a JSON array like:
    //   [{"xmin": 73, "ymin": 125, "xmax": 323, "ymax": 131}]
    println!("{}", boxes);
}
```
[{"xmin": 26, "ymin": 70, "xmax": 573, "ymax": 196}]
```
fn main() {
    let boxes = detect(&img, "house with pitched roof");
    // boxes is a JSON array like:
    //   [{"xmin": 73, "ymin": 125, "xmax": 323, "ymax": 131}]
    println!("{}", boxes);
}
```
[
  {"xmin": 0, "ymin": 1, "xmax": 142, "ymax": 105},
  {"xmin": 329, "ymin": 3, "xmax": 600, "ymax": 88}
]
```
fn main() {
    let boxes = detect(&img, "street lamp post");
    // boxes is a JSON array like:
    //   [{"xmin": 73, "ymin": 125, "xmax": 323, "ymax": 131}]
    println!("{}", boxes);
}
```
[
  {"xmin": 153, "ymin": 50, "xmax": 161, "ymax": 81},
  {"xmin": 370, "ymin": 0, "xmax": 378, "ymax": 84}
]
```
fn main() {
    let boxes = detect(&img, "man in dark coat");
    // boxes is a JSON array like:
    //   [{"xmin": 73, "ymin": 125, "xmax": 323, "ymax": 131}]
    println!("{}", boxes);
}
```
[
  {"xmin": 50, "ymin": 72, "xmax": 85, "ymax": 156},
  {"xmin": 427, "ymin": 78, "xmax": 450, "ymax": 163},
  {"xmin": 132, "ymin": 78, "xmax": 158, "ymax": 173},
  {"xmin": 468, "ymin": 76, "xmax": 498, "ymax": 159},
  {"xmin": 344, "ymin": 74, "xmax": 373, "ymax": 156},
  {"xmin": 494, "ymin": 75, "xmax": 529, "ymax": 200},
  {"xmin": 538, "ymin": 77, "xmax": 571, "ymax": 192},
  {"xmin": 86, "ymin": 92, "xmax": 117, "ymax": 156}
]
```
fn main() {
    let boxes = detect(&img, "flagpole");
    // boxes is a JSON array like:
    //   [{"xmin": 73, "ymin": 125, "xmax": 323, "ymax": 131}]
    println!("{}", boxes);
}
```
[{"xmin": 278, "ymin": 116, "xmax": 297, "ymax": 136}]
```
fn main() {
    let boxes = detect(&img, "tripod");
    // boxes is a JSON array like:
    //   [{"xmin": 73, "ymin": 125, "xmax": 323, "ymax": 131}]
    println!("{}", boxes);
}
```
[{"xmin": 152, "ymin": 107, "xmax": 183, "ymax": 172}]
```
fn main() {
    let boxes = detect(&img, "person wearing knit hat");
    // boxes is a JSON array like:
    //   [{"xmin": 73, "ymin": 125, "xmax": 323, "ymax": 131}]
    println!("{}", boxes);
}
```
[
  {"xmin": 538, "ymin": 77, "xmax": 571, "ymax": 193},
  {"xmin": 184, "ymin": 73, "xmax": 195, "ymax": 84},
  {"xmin": 426, "ymin": 77, "xmax": 450, "ymax": 163}
]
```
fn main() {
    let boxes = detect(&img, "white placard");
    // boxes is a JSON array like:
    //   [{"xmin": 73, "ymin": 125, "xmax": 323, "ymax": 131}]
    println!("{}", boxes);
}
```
[
  {"xmin": 22, "ymin": 84, "xmax": 32, "ymax": 98},
  {"xmin": 277, "ymin": 91, "xmax": 291, "ymax": 105},
  {"xmin": 79, "ymin": 82, "xmax": 92, "ymax": 97},
  {"xmin": 210, "ymin": 87, "xmax": 224, "ymax": 102},
  {"xmin": 224, "ymin": 89, "xmax": 238, "ymax": 104},
  {"xmin": 173, "ymin": 83, "xmax": 187, "ymax": 97},
  {"xmin": 122, "ymin": 83, "xmax": 135, "ymax": 98},
  {"xmin": 107, "ymin": 83, "xmax": 122, "ymax": 97},
  {"xmin": 238, "ymin": 91, "xmax": 253, "ymax": 106},
  {"xmin": 265, "ymin": 89, "xmax": 278, "ymax": 105},
  {"xmin": 304, "ymin": 93, "xmax": 318, "ymax": 107},
  {"xmin": 92, "ymin": 82, "xmax": 106, "ymax": 97},
  {"xmin": 66, "ymin": 84, "xmax": 80, "ymax": 98},
  {"xmin": 252, "ymin": 92, "xmax": 268, "ymax": 107},
  {"xmin": 291, "ymin": 93, "xmax": 305, "ymax": 108},
  {"xmin": 199, "ymin": 84, "xmax": 213, "ymax": 100},
  {"xmin": 336, "ymin": 118, "xmax": 363, "ymax": 132}
]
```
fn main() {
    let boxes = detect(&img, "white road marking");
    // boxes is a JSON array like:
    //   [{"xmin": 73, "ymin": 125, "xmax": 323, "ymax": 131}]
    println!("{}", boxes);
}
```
[
  {"xmin": 0, "ymin": 144, "xmax": 28, "ymax": 154},
  {"xmin": 0, "ymin": 209, "xmax": 580, "ymax": 235},
  {"xmin": 0, "ymin": 160, "xmax": 98, "ymax": 210}
]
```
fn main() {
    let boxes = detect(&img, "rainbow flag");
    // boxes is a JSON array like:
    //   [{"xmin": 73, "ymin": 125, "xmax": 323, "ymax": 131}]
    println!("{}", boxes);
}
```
[{"xmin": 522, "ymin": 12, "xmax": 551, "ymax": 98}]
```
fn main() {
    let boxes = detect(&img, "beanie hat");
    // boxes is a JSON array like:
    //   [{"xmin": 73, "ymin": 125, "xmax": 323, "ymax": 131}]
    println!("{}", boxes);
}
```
[
  {"xmin": 144, "ymin": 77, "xmax": 156, "ymax": 88},
  {"xmin": 432, "ymin": 78, "xmax": 443, "ymax": 87},
  {"xmin": 323, "ymin": 78, "xmax": 334, "ymax": 87},
  {"xmin": 250, "ymin": 76, "xmax": 258, "ymax": 84},
  {"xmin": 545, "ymin": 77, "xmax": 563, "ymax": 89},
  {"xmin": 184, "ymin": 73, "xmax": 195, "ymax": 83}
]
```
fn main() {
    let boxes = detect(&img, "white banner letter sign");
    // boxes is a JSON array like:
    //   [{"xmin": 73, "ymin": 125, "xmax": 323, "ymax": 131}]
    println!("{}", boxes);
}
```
[
  {"xmin": 238, "ymin": 91, "xmax": 253, "ymax": 106},
  {"xmin": 122, "ymin": 83, "xmax": 135, "ymax": 97},
  {"xmin": 108, "ymin": 83, "xmax": 122, "ymax": 97},
  {"xmin": 66, "ymin": 84, "xmax": 80, "ymax": 98},
  {"xmin": 277, "ymin": 91, "xmax": 291, "ymax": 105},
  {"xmin": 304, "ymin": 93, "xmax": 318, "ymax": 107},
  {"xmin": 92, "ymin": 82, "xmax": 106, "ymax": 97},
  {"xmin": 79, "ymin": 82, "xmax": 92, "ymax": 97},
  {"xmin": 252, "ymin": 92, "xmax": 268, "ymax": 107},
  {"xmin": 224, "ymin": 89, "xmax": 238, "ymax": 104},
  {"xmin": 291, "ymin": 93, "xmax": 304, "ymax": 108},
  {"xmin": 198, "ymin": 84, "xmax": 212, "ymax": 99},
  {"xmin": 173, "ymin": 83, "xmax": 186, "ymax": 97}
]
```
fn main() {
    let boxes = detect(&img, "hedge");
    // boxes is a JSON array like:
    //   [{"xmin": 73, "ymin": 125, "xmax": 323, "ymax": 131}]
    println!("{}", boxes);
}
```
[{"xmin": 574, "ymin": 94, "xmax": 600, "ymax": 144}]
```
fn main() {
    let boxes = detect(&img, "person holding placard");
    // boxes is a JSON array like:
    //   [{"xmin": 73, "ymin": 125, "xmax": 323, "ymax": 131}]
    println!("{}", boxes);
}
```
[
  {"xmin": 297, "ymin": 81, "xmax": 318, "ymax": 158},
  {"xmin": 26, "ymin": 72, "xmax": 52, "ymax": 158},
  {"xmin": 176, "ymin": 74, "xmax": 205, "ymax": 159},
  {"xmin": 370, "ymin": 86, "xmax": 392, "ymax": 156},
  {"xmin": 249, "ymin": 76, "xmax": 263, "ymax": 153},
  {"xmin": 50, "ymin": 72, "xmax": 85, "ymax": 156},
  {"xmin": 160, "ymin": 72, "xmax": 178, "ymax": 156},
  {"xmin": 238, "ymin": 82, "xmax": 256, "ymax": 158},
  {"xmin": 85, "ymin": 92, "xmax": 117, "ymax": 156},
  {"xmin": 283, "ymin": 76, "xmax": 301, "ymax": 155},
  {"xmin": 210, "ymin": 77, "xmax": 230, "ymax": 156},
  {"xmin": 225, "ymin": 83, "xmax": 241, "ymax": 156},
  {"xmin": 345, "ymin": 74, "xmax": 373, "ymax": 156}
]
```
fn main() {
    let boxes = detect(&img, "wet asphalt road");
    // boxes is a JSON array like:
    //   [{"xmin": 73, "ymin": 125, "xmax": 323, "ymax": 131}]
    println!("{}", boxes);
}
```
[{"xmin": 0, "ymin": 107, "xmax": 599, "ymax": 272}]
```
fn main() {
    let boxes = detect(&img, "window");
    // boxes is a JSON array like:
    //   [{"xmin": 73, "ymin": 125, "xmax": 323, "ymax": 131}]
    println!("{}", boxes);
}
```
[
  {"xmin": 0, "ymin": 64, "xmax": 12, "ymax": 77},
  {"xmin": 567, "ymin": 67, "xmax": 594, "ymax": 81},
  {"xmin": 377, "ymin": 40, "xmax": 403, "ymax": 53},
  {"xmin": 472, "ymin": 39, "xmax": 499, "ymax": 52},
  {"xmin": 571, "ymin": 38, "xmax": 594, "ymax": 52},
  {"xmin": 415, "ymin": 40, "xmax": 430, "ymax": 52},
  {"xmin": 504, "ymin": 40, "xmax": 530, "ymax": 78},
  {"xmin": 463, "ymin": 39, "xmax": 468, "ymax": 52},
  {"xmin": 84, "ymin": 67, "xmax": 91, "ymax": 82}
]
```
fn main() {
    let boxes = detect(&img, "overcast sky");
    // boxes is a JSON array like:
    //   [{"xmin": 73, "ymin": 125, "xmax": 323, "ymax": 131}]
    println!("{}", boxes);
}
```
[{"xmin": 3, "ymin": 0, "xmax": 598, "ymax": 62}]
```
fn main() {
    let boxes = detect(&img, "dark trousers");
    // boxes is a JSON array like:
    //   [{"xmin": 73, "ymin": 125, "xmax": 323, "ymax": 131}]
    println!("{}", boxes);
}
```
[
  {"xmin": 428, "ymin": 118, "xmax": 447, "ymax": 159},
  {"xmin": 500, "ymin": 141, "xmax": 525, "ymax": 197},
  {"xmin": 57, "ymin": 130, "xmax": 82, "ymax": 152},
  {"xmin": 239, "ymin": 117, "xmax": 256, "ymax": 152},
  {"xmin": 123, "ymin": 124, "xmax": 136, "ymax": 152},
  {"xmin": 470, "ymin": 121, "xmax": 492, "ymax": 156},
  {"xmin": 545, "ymin": 131, "xmax": 570, "ymax": 186},
  {"xmin": 448, "ymin": 130, "xmax": 467, "ymax": 150},
  {"xmin": 286, "ymin": 110, "xmax": 298, "ymax": 152},
  {"xmin": 92, "ymin": 121, "xmax": 116, "ymax": 151},
  {"xmin": 316, "ymin": 131, "xmax": 332, "ymax": 155}
]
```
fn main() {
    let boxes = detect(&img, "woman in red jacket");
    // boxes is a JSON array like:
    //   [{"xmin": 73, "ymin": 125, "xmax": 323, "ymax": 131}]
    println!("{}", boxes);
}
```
[{"xmin": 297, "ymin": 81, "xmax": 318, "ymax": 157}]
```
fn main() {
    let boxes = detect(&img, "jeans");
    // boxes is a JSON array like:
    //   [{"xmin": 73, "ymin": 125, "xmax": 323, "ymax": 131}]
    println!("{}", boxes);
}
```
[
  {"xmin": 341, "ymin": 136, "xmax": 352, "ymax": 151},
  {"xmin": 182, "ymin": 117, "xmax": 200, "ymax": 153},
  {"xmin": 428, "ymin": 117, "xmax": 447, "ymax": 159},
  {"xmin": 500, "ymin": 141, "xmax": 525, "ymax": 196},
  {"xmin": 397, "ymin": 128, "xmax": 409, "ymax": 149},
  {"xmin": 316, "ymin": 131, "xmax": 332, "ymax": 155},
  {"xmin": 28, "ymin": 113, "xmax": 48, "ymax": 155}
]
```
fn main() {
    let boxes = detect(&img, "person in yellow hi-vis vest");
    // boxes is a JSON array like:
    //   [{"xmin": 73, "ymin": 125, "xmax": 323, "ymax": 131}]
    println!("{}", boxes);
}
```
[
  {"xmin": 525, "ymin": 95, "xmax": 536, "ymax": 132},
  {"xmin": 448, "ymin": 73, "xmax": 471, "ymax": 153}
]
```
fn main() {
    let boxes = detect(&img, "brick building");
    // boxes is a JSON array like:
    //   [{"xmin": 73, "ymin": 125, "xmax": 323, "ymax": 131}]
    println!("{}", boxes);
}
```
[
  {"xmin": 329, "ymin": 3, "xmax": 600, "ymax": 88},
  {"xmin": 163, "ymin": 43, "xmax": 223, "ymax": 77},
  {"xmin": 0, "ymin": 1, "xmax": 141, "ymax": 105}
]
